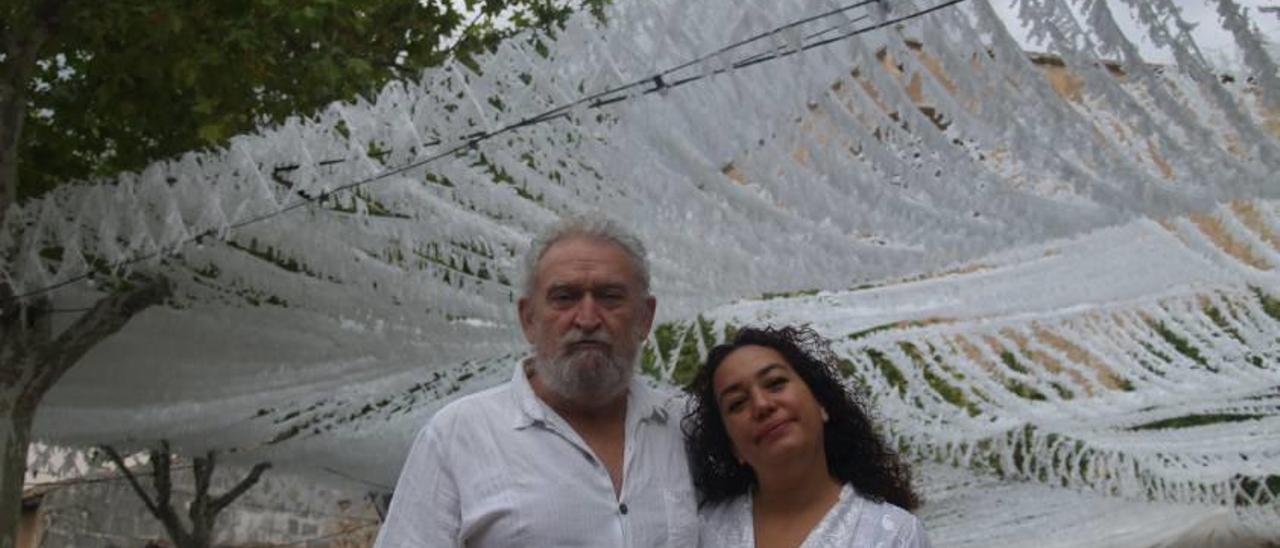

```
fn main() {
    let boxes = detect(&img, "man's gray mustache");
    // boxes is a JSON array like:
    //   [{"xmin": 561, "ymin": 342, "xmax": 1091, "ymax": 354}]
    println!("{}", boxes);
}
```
[{"xmin": 562, "ymin": 331, "xmax": 612, "ymax": 346}]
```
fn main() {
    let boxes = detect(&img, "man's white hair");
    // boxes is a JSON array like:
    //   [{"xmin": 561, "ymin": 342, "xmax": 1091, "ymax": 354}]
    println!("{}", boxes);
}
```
[{"xmin": 521, "ymin": 212, "xmax": 651, "ymax": 297}]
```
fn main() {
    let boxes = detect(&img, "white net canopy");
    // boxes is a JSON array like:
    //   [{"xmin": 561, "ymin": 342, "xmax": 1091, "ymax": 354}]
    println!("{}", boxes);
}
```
[{"xmin": 3, "ymin": 0, "xmax": 1278, "ymax": 544}]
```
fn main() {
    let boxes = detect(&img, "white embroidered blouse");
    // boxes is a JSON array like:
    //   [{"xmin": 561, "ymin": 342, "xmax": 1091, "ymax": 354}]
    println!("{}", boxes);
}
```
[{"xmin": 698, "ymin": 484, "xmax": 931, "ymax": 548}]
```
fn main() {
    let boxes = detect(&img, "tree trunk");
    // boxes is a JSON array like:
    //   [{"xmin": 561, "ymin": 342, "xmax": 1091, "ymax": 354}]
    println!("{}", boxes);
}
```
[
  {"xmin": 1, "ymin": 5, "xmax": 159, "ymax": 544},
  {"xmin": 0, "ymin": 80, "xmax": 25, "ymax": 227},
  {"xmin": 0, "ymin": 278, "xmax": 171, "ymax": 548},
  {"xmin": 1, "ymin": 22, "xmax": 60, "ymax": 544},
  {"xmin": 0, "ymin": 0, "xmax": 71, "ymax": 227},
  {"xmin": 0, "ymin": 292, "xmax": 49, "ymax": 548},
  {"xmin": 0, "ymin": 400, "xmax": 33, "ymax": 548},
  {"xmin": 0, "ymin": 10, "xmax": 40, "ymax": 227}
]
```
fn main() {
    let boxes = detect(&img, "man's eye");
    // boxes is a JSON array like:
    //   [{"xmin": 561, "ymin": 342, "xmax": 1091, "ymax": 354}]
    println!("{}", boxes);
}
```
[{"xmin": 597, "ymin": 291, "xmax": 625, "ymax": 304}]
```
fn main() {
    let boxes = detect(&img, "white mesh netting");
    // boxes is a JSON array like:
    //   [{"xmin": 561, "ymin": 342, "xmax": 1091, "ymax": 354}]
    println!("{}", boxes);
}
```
[{"xmin": 4, "ymin": 0, "xmax": 1278, "ymax": 545}]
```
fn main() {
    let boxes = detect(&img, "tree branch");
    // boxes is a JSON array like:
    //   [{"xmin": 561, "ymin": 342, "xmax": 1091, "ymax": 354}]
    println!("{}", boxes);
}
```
[
  {"xmin": 29, "ymin": 275, "xmax": 171, "ymax": 397},
  {"xmin": 209, "ymin": 461, "xmax": 271, "ymax": 516},
  {"xmin": 145, "ymin": 440, "xmax": 194, "ymax": 546},
  {"xmin": 99, "ymin": 445, "xmax": 162, "ymax": 517},
  {"xmin": 189, "ymin": 451, "xmax": 214, "ymax": 528},
  {"xmin": 151, "ymin": 442, "xmax": 172, "ymax": 511}
]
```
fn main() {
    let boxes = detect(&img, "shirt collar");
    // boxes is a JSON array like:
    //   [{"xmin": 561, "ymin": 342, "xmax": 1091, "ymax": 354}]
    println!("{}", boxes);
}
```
[
  {"xmin": 511, "ymin": 358, "xmax": 549, "ymax": 429},
  {"xmin": 510, "ymin": 358, "xmax": 670, "ymax": 430}
]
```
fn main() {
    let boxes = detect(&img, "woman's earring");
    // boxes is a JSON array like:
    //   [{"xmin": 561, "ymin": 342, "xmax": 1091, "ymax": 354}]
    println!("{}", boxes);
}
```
[{"xmin": 821, "ymin": 407, "xmax": 830, "ymax": 423}]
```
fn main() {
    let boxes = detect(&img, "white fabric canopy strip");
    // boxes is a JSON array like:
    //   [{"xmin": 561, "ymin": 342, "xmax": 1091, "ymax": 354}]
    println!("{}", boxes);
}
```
[{"xmin": 2, "ymin": 0, "xmax": 1276, "ymax": 545}]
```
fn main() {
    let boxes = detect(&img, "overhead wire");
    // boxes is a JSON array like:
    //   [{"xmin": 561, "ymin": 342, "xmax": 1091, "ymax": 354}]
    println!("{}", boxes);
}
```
[{"xmin": 7, "ymin": 0, "xmax": 970, "ymax": 307}]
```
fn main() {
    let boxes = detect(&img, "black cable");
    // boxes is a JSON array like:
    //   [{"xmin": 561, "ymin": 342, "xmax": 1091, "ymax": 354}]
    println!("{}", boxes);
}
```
[
  {"xmin": 3, "ymin": 0, "xmax": 968, "ymax": 306},
  {"xmin": 730, "ymin": 0, "xmax": 967, "ymax": 73},
  {"xmin": 457, "ymin": 0, "xmax": 883, "ymax": 135},
  {"xmin": 729, "ymin": 15, "xmax": 872, "ymax": 69}
]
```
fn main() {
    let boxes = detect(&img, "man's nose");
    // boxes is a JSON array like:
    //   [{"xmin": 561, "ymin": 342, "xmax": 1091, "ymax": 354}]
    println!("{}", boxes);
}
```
[{"xmin": 572, "ymin": 294, "xmax": 602, "ymax": 331}]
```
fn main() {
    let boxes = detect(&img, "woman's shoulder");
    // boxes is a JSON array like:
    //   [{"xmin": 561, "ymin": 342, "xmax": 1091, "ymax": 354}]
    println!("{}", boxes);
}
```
[
  {"xmin": 697, "ymin": 495, "xmax": 753, "ymax": 546},
  {"xmin": 848, "ymin": 489, "xmax": 930, "ymax": 548},
  {"xmin": 860, "ymin": 499, "xmax": 923, "ymax": 536}
]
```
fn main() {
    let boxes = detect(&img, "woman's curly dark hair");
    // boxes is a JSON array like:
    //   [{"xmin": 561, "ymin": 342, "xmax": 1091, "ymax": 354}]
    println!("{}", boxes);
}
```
[{"xmin": 683, "ymin": 325, "xmax": 920, "ymax": 510}]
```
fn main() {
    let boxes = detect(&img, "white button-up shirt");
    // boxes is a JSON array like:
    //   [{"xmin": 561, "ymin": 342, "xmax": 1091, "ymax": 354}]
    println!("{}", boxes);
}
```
[
  {"xmin": 698, "ymin": 484, "xmax": 931, "ymax": 548},
  {"xmin": 374, "ymin": 362, "xmax": 698, "ymax": 547}
]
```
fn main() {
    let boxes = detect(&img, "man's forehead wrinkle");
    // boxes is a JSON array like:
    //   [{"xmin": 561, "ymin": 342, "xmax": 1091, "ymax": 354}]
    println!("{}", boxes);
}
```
[
  {"xmin": 546, "ymin": 279, "xmax": 628, "ymax": 290},
  {"xmin": 533, "ymin": 236, "xmax": 645, "ymax": 289},
  {"xmin": 537, "ymin": 261, "xmax": 638, "ymax": 291}
]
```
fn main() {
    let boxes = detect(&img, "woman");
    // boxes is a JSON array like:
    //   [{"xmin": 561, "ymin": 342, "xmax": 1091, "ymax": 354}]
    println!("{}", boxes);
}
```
[{"xmin": 684, "ymin": 325, "xmax": 929, "ymax": 547}]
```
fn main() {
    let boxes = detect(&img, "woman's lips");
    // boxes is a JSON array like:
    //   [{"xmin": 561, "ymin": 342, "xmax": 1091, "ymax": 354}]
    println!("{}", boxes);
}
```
[{"xmin": 754, "ymin": 419, "xmax": 794, "ymax": 445}]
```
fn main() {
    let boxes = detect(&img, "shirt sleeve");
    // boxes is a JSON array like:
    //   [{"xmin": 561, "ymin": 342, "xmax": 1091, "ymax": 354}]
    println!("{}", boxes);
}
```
[
  {"xmin": 896, "ymin": 514, "xmax": 932, "ymax": 548},
  {"xmin": 373, "ymin": 416, "xmax": 462, "ymax": 548}
]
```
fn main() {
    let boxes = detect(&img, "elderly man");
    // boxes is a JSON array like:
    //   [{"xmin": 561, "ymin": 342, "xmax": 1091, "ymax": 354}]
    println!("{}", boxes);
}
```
[{"xmin": 374, "ymin": 213, "xmax": 697, "ymax": 547}]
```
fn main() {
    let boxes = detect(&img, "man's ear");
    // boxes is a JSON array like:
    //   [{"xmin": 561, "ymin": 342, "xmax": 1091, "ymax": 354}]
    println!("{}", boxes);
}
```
[{"xmin": 517, "ymin": 296, "xmax": 536, "ymax": 344}]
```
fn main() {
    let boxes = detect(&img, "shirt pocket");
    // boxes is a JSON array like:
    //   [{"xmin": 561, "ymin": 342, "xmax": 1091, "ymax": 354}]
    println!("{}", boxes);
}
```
[{"xmin": 664, "ymin": 486, "xmax": 699, "ymax": 547}]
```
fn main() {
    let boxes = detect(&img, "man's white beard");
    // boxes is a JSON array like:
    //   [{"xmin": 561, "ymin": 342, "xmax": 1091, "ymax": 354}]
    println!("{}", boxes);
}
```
[{"xmin": 533, "ymin": 332, "xmax": 635, "ymax": 404}]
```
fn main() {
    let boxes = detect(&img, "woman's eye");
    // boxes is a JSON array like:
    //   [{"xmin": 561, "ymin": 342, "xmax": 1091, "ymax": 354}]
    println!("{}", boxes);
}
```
[
  {"xmin": 766, "ymin": 378, "xmax": 788, "ymax": 391},
  {"xmin": 725, "ymin": 399, "xmax": 745, "ymax": 413}
]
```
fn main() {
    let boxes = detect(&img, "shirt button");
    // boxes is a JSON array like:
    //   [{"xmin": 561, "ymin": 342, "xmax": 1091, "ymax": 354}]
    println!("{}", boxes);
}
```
[{"xmin": 619, "ymin": 503, "xmax": 629, "ymax": 515}]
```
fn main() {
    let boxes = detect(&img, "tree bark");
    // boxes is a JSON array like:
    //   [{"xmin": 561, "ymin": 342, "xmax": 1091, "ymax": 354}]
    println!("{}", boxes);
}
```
[
  {"xmin": 0, "ymin": 290, "xmax": 49, "ymax": 548},
  {"xmin": 0, "ymin": 406, "xmax": 32, "ymax": 548}
]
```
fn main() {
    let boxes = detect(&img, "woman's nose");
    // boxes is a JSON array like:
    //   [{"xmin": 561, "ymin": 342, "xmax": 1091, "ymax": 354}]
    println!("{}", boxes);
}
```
[{"xmin": 749, "ymin": 389, "xmax": 776, "ymax": 419}]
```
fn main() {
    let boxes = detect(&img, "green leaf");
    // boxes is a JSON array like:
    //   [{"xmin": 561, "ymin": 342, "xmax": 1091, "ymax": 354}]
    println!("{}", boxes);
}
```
[
  {"xmin": 198, "ymin": 122, "xmax": 225, "ymax": 143},
  {"xmin": 194, "ymin": 96, "xmax": 218, "ymax": 115},
  {"xmin": 344, "ymin": 58, "xmax": 373, "ymax": 76}
]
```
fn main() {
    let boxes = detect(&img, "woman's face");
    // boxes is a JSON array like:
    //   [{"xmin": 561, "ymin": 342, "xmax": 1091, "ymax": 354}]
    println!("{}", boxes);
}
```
[{"xmin": 711, "ymin": 345, "xmax": 827, "ymax": 473}]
